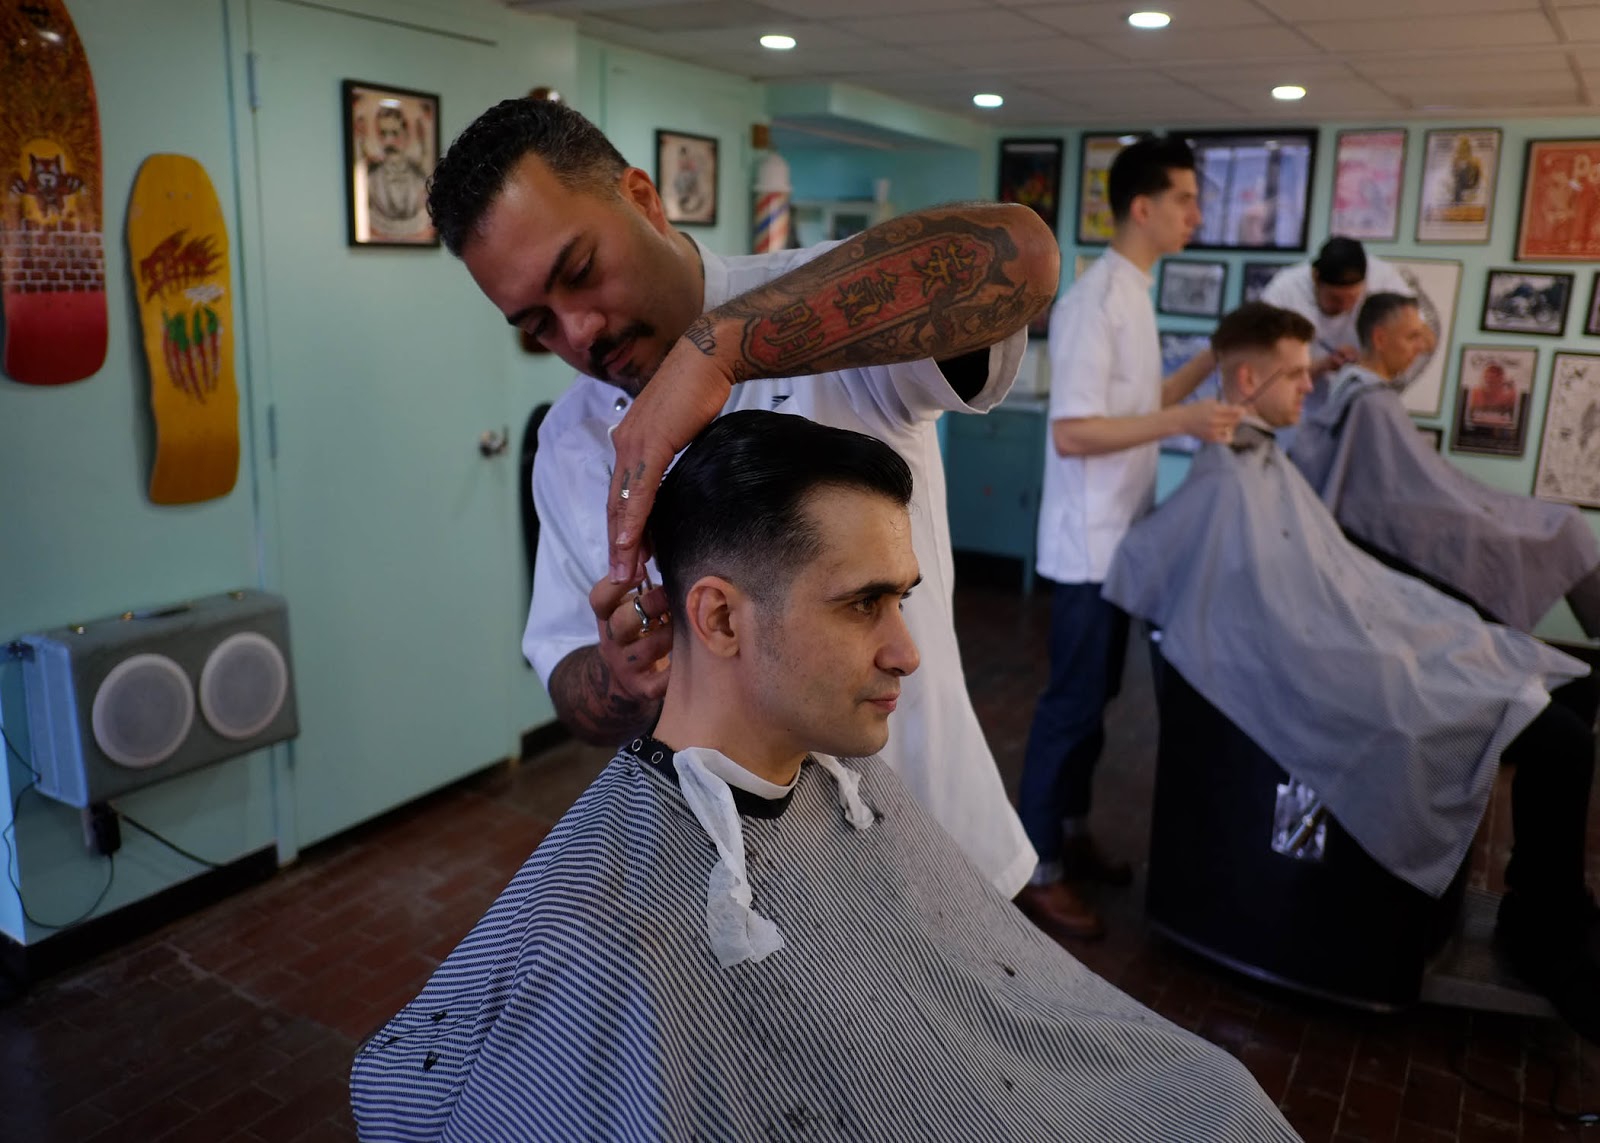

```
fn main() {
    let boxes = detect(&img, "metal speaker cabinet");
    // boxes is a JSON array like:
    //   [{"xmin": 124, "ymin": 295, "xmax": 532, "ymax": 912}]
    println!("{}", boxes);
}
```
[{"xmin": 18, "ymin": 589, "xmax": 299, "ymax": 807}]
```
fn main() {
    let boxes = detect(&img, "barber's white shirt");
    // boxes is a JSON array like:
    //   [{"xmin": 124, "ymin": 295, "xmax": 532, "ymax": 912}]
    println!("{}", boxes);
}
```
[
  {"xmin": 1036, "ymin": 248, "xmax": 1162, "ymax": 585},
  {"xmin": 1260, "ymin": 257, "xmax": 1413, "ymax": 355},
  {"xmin": 523, "ymin": 238, "xmax": 1036, "ymax": 897}
]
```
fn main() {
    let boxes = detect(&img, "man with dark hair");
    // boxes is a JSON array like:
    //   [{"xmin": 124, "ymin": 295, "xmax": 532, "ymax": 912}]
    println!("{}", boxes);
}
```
[
  {"xmin": 1260, "ymin": 236, "xmax": 1418, "ymax": 382},
  {"xmin": 1290, "ymin": 293, "xmax": 1600, "ymax": 636},
  {"xmin": 428, "ymin": 98, "xmax": 1059, "ymax": 898},
  {"xmin": 1018, "ymin": 134, "xmax": 1239, "ymax": 941},
  {"xmin": 1106, "ymin": 302, "xmax": 1600, "ymax": 1043},
  {"xmin": 351, "ymin": 411, "xmax": 1298, "ymax": 1143}
]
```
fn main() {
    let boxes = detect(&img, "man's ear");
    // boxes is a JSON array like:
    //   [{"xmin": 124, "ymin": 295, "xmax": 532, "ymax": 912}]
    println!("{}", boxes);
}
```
[
  {"xmin": 683, "ymin": 575, "xmax": 744, "ymax": 660},
  {"xmin": 619, "ymin": 166, "xmax": 671, "ymax": 234}
]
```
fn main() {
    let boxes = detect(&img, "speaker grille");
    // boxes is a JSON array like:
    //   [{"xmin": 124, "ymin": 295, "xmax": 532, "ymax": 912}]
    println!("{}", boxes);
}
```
[
  {"xmin": 91, "ymin": 653, "xmax": 195, "ymax": 769},
  {"xmin": 200, "ymin": 632, "xmax": 289, "ymax": 740}
]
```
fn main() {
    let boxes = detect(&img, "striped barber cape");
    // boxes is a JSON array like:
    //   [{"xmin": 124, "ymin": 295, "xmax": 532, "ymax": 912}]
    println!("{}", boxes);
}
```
[{"xmin": 351, "ymin": 739, "xmax": 1296, "ymax": 1142}]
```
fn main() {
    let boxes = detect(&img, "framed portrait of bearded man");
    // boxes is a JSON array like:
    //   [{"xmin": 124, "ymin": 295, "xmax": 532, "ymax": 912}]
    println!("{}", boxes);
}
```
[{"xmin": 343, "ymin": 80, "xmax": 440, "ymax": 247}]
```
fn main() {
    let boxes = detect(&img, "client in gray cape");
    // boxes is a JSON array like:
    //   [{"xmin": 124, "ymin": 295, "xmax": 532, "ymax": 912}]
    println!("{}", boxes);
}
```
[
  {"xmin": 1104, "ymin": 302, "xmax": 1600, "ymax": 1044},
  {"xmin": 350, "ymin": 410, "xmax": 1295, "ymax": 1142},
  {"xmin": 1288, "ymin": 290, "xmax": 1600, "ymax": 635}
]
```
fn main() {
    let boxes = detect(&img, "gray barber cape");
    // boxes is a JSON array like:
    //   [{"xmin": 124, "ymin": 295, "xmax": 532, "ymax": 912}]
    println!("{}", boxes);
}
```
[
  {"xmin": 1103, "ymin": 429, "xmax": 1587, "ymax": 897},
  {"xmin": 1288, "ymin": 365, "xmax": 1600, "ymax": 632},
  {"xmin": 350, "ymin": 739, "xmax": 1296, "ymax": 1143}
]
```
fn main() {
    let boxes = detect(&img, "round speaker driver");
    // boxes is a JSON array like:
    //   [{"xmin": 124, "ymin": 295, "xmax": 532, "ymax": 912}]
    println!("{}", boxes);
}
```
[
  {"xmin": 91, "ymin": 653, "xmax": 196, "ymax": 769},
  {"xmin": 199, "ymin": 632, "xmax": 288, "ymax": 740}
]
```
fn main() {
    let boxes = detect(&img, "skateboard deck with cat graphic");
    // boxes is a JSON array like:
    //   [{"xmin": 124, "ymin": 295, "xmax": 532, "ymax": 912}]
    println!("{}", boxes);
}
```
[
  {"xmin": 0, "ymin": 0, "xmax": 108, "ymax": 385},
  {"xmin": 128, "ymin": 154, "xmax": 239, "ymax": 504}
]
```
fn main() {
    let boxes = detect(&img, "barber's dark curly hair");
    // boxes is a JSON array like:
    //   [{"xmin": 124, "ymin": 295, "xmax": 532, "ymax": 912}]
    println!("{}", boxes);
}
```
[{"xmin": 427, "ymin": 98, "xmax": 628, "ymax": 255}]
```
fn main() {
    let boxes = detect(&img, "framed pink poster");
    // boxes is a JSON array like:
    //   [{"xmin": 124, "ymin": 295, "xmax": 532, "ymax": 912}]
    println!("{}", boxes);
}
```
[
  {"xmin": 1330, "ymin": 129, "xmax": 1405, "ymax": 241},
  {"xmin": 1515, "ymin": 138, "xmax": 1600, "ymax": 261}
]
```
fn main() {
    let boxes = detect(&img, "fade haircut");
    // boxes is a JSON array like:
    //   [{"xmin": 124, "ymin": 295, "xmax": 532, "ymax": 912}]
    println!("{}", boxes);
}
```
[
  {"xmin": 427, "ymin": 98, "xmax": 628, "ymax": 256},
  {"xmin": 1210, "ymin": 301, "xmax": 1316, "ymax": 357},
  {"xmin": 1108, "ymin": 134, "xmax": 1196, "ymax": 223},
  {"xmin": 649, "ymin": 411, "xmax": 914, "ymax": 623},
  {"xmin": 1355, "ymin": 291, "xmax": 1419, "ymax": 352}
]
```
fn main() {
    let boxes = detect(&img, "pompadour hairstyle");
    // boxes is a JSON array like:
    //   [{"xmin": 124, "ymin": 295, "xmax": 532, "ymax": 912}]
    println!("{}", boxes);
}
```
[
  {"xmin": 648, "ymin": 410, "xmax": 914, "ymax": 622},
  {"xmin": 427, "ymin": 98, "xmax": 628, "ymax": 256},
  {"xmin": 1108, "ymin": 134, "xmax": 1197, "ymax": 223},
  {"xmin": 1210, "ymin": 301, "xmax": 1317, "ymax": 356},
  {"xmin": 1355, "ymin": 291, "xmax": 1420, "ymax": 352}
]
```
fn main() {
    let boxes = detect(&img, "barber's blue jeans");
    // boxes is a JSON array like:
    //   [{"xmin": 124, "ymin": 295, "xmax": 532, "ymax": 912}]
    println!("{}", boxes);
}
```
[{"xmin": 1018, "ymin": 581, "xmax": 1129, "ymax": 862}]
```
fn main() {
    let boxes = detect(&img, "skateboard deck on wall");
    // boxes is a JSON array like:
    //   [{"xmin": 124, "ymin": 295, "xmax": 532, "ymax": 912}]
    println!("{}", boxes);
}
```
[
  {"xmin": 0, "ymin": 0, "xmax": 108, "ymax": 385},
  {"xmin": 127, "ymin": 154, "xmax": 239, "ymax": 504}
]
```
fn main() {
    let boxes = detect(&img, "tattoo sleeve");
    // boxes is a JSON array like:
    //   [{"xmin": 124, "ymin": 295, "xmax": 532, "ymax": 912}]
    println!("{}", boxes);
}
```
[
  {"xmin": 547, "ymin": 645, "xmax": 661, "ymax": 746},
  {"xmin": 691, "ymin": 205, "xmax": 1058, "ymax": 382}
]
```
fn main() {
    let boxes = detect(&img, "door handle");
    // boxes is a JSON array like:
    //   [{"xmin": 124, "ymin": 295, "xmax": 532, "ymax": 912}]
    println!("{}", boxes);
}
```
[{"xmin": 478, "ymin": 426, "xmax": 509, "ymax": 457}]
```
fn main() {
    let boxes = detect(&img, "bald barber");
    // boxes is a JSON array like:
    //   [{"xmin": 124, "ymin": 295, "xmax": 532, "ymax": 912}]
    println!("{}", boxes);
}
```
[{"xmin": 1261, "ymin": 237, "xmax": 1420, "ymax": 382}]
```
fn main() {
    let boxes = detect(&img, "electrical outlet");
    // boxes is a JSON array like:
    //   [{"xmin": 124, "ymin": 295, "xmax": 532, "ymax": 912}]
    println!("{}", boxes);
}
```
[{"xmin": 80, "ymin": 802, "xmax": 121, "ymax": 857}]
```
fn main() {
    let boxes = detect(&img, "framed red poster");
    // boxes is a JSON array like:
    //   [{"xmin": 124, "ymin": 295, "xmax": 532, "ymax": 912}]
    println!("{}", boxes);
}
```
[{"xmin": 1515, "ymin": 138, "xmax": 1600, "ymax": 261}]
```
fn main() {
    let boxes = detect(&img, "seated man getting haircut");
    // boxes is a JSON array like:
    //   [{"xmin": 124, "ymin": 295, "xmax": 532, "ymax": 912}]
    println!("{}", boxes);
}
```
[
  {"xmin": 1104, "ymin": 303, "xmax": 1600, "ymax": 1043},
  {"xmin": 1289, "ymin": 291, "xmax": 1600, "ymax": 636},
  {"xmin": 351, "ymin": 410, "xmax": 1295, "ymax": 1143}
]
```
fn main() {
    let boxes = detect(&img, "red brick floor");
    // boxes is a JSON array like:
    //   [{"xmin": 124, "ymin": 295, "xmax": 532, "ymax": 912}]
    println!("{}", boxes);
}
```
[{"xmin": 1, "ymin": 561, "xmax": 1596, "ymax": 1141}]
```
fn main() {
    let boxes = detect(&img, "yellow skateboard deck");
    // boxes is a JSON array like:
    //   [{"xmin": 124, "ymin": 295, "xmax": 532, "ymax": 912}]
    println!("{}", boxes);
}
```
[{"xmin": 127, "ymin": 153, "xmax": 239, "ymax": 504}]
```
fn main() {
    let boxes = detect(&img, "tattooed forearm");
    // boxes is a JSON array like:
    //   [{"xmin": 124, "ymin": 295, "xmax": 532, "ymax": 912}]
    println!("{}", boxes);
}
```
[{"xmin": 548, "ymin": 646, "xmax": 661, "ymax": 746}]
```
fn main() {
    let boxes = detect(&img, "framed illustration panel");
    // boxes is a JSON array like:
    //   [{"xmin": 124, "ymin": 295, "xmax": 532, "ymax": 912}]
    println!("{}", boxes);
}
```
[
  {"xmin": 1587, "ymin": 273, "xmax": 1600, "ymax": 337},
  {"xmin": 1516, "ymin": 139, "xmax": 1600, "ymax": 261},
  {"xmin": 1158, "ymin": 259, "xmax": 1227, "ymax": 318},
  {"xmin": 1534, "ymin": 352, "xmax": 1600, "ymax": 508},
  {"xmin": 1450, "ymin": 345, "xmax": 1537, "ymax": 457},
  {"xmin": 343, "ymin": 80, "xmax": 439, "ymax": 247},
  {"xmin": 1158, "ymin": 331, "xmax": 1221, "ymax": 454},
  {"xmin": 1076, "ymin": 134, "xmax": 1127, "ymax": 245},
  {"xmin": 656, "ymin": 130, "xmax": 718, "ymax": 226},
  {"xmin": 1481, "ymin": 269, "xmax": 1574, "ymax": 337},
  {"xmin": 1415, "ymin": 426, "xmax": 1443, "ymax": 452},
  {"xmin": 1387, "ymin": 258, "xmax": 1463, "ymax": 418},
  {"xmin": 1416, "ymin": 128, "xmax": 1500, "ymax": 244},
  {"xmin": 1185, "ymin": 129, "xmax": 1317, "ymax": 252},
  {"xmin": 999, "ymin": 138, "xmax": 1064, "ymax": 235},
  {"xmin": 1330, "ymin": 129, "xmax": 1406, "ymax": 241},
  {"xmin": 1241, "ymin": 260, "xmax": 1289, "ymax": 304}
]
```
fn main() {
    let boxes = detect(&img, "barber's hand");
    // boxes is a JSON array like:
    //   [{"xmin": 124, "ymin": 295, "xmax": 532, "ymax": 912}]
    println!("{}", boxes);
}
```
[
  {"xmin": 607, "ymin": 335, "xmax": 734, "ymax": 584},
  {"xmin": 1177, "ymin": 400, "xmax": 1245, "ymax": 443},
  {"xmin": 589, "ymin": 574, "xmax": 673, "ymax": 702}
]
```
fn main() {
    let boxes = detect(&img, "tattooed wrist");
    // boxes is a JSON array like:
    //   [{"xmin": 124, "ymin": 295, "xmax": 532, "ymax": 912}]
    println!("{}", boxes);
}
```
[{"xmin": 548, "ymin": 646, "xmax": 660, "ymax": 746}]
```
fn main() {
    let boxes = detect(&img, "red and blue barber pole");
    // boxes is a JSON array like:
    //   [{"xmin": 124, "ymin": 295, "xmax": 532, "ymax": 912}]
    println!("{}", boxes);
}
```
[{"xmin": 752, "ymin": 152, "xmax": 791, "ymax": 254}]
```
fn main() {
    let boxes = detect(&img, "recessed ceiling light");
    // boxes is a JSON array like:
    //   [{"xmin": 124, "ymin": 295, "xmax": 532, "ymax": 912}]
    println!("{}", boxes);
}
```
[
  {"xmin": 1272, "ymin": 85, "xmax": 1306, "ymax": 101},
  {"xmin": 1128, "ymin": 11, "xmax": 1171, "ymax": 29},
  {"xmin": 972, "ymin": 93, "xmax": 1004, "ymax": 109},
  {"xmin": 759, "ymin": 33, "xmax": 796, "ymax": 50}
]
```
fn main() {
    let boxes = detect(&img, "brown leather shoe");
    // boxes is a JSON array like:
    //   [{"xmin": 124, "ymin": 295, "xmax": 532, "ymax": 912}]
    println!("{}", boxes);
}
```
[
  {"xmin": 1015, "ymin": 880, "xmax": 1106, "ymax": 942},
  {"xmin": 1059, "ymin": 835, "xmax": 1134, "ymax": 887}
]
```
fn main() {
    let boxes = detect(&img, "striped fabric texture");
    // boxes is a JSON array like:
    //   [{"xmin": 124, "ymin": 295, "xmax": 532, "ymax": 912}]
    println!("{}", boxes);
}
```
[{"xmin": 351, "ymin": 743, "xmax": 1296, "ymax": 1142}]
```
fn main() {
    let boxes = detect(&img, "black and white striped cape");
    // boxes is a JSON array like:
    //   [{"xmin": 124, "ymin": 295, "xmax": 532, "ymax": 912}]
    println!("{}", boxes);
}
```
[{"xmin": 351, "ymin": 740, "xmax": 1296, "ymax": 1142}]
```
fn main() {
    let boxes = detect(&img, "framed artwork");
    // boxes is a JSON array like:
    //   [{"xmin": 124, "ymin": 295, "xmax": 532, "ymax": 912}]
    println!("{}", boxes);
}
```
[
  {"xmin": 1450, "ymin": 345, "xmax": 1537, "ymax": 457},
  {"xmin": 1076, "ymin": 134, "xmax": 1127, "ymax": 245},
  {"xmin": 1388, "ymin": 258, "xmax": 1463, "ymax": 418},
  {"xmin": 343, "ymin": 80, "xmax": 439, "ymax": 247},
  {"xmin": 1330, "ymin": 129, "xmax": 1406, "ymax": 241},
  {"xmin": 1515, "ymin": 139, "xmax": 1600, "ymax": 261},
  {"xmin": 1481, "ymin": 269, "xmax": 1574, "ymax": 337},
  {"xmin": 1073, "ymin": 253, "xmax": 1098, "ymax": 280},
  {"xmin": 655, "ymin": 130, "xmax": 719, "ymax": 226},
  {"xmin": 1241, "ymin": 260, "xmax": 1288, "ymax": 304},
  {"xmin": 1185, "ymin": 129, "xmax": 1317, "ymax": 252},
  {"xmin": 1534, "ymin": 352, "xmax": 1600, "ymax": 508},
  {"xmin": 1158, "ymin": 259, "xmax": 1227, "ymax": 318},
  {"xmin": 1158, "ymin": 331, "xmax": 1221, "ymax": 454},
  {"xmin": 1416, "ymin": 128, "xmax": 1500, "ymax": 244},
  {"xmin": 1587, "ymin": 273, "xmax": 1600, "ymax": 337},
  {"xmin": 1416, "ymin": 426, "xmax": 1443, "ymax": 452},
  {"xmin": 999, "ymin": 138, "xmax": 1064, "ymax": 235}
]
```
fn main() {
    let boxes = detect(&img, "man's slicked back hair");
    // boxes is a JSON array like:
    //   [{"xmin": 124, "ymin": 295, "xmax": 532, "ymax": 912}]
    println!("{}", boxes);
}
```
[
  {"xmin": 649, "ymin": 411, "xmax": 914, "ymax": 622},
  {"xmin": 428, "ymin": 98, "xmax": 628, "ymax": 256},
  {"xmin": 1211, "ymin": 301, "xmax": 1317, "ymax": 357},
  {"xmin": 1355, "ymin": 291, "xmax": 1420, "ymax": 352},
  {"xmin": 1108, "ymin": 134, "xmax": 1196, "ymax": 223}
]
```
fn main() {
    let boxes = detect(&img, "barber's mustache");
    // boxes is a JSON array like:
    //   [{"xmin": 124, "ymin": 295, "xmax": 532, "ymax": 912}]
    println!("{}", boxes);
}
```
[{"xmin": 589, "ymin": 321, "xmax": 657, "ymax": 379}]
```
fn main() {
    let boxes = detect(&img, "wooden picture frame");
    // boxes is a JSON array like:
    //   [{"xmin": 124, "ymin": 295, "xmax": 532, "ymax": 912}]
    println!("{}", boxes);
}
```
[
  {"xmin": 655, "ymin": 130, "xmax": 719, "ymax": 227},
  {"xmin": 1449, "ymin": 344, "xmax": 1537, "ymax": 458},
  {"xmin": 1415, "ymin": 127, "xmax": 1500, "ymax": 244},
  {"xmin": 998, "ymin": 137, "xmax": 1064, "ymax": 236},
  {"xmin": 1516, "ymin": 138, "xmax": 1600, "ymax": 262},
  {"xmin": 1534, "ymin": 352, "xmax": 1600, "ymax": 508},
  {"xmin": 1158, "ymin": 259, "xmax": 1227, "ymax": 318},
  {"xmin": 1586, "ymin": 273, "xmax": 1600, "ymax": 337},
  {"xmin": 1075, "ymin": 133, "xmax": 1127, "ymax": 246},
  {"xmin": 1481, "ymin": 269, "xmax": 1574, "ymax": 337},
  {"xmin": 343, "ymin": 79, "xmax": 440, "ymax": 247},
  {"xmin": 1329, "ymin": 128, "xmax": 1406, "ymax": 242}
]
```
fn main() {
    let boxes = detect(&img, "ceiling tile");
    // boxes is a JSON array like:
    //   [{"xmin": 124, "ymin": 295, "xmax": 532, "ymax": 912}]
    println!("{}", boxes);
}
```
[
  {"xmin": 760, "ymin": 0, "xmax": 977, "ymax": 13},
  {"xmin": 916, "ymin": 36, "xmax": 1109, "ymax": 68},
  {"xmin": 592, "ymin": 0, "xmax": 790, "ymax": 30},
  {"xmin": 1023, "ymin": 0, "xmax": 1272, "ymax": 38},
  {"xmin": 1556, "ymin": 9, "xmax": 1600, "ymax": 36},
  {"xmin": 1298, "ymin": 12, "xmax": 1559, "ymax": 52},
  {"xmin": 1347, "ymin": 50, "xmax": 1570, "ymax": 78},
  {"xmin": 1084, "ymin": 25, "xmax": 1320, "ymax": 62},
  {"xmin": 838, "ymin": 7, "xmax": 1057, "ymax": 44},
  {"xmin": 1256, "ymin": 0, "xmax": 1539, "ymax": 16}
]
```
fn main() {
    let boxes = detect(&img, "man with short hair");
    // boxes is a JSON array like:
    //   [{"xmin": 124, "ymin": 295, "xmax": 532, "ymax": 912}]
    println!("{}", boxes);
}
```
[
  {"xmin": 1289, "ymin": 292, "xmax": 1600, "ymax": 636},
  {"xmin": 1260, "ymin": 236, "xmax": 1417, "ymax": 381},
  {"xmin": 351, "ymin": 411, "xmax": 1299, "ymax": 1143},
  {"xmin": 1105, "ymin": 302, "xmax": 1600, "ymax": 1043},
  {"xmin": 427, "ymin": 98, "xmax": 1059, "ymax": 896},
  {"xmin": 1018, "ymin": 135, "xmax": 1239, "ymax": 941}
]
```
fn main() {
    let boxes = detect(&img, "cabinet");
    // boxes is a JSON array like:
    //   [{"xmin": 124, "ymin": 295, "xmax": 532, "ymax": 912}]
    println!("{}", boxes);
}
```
[{"xmin": 944, "ymin": 405, "xmax": 1046, "ymax": 594}]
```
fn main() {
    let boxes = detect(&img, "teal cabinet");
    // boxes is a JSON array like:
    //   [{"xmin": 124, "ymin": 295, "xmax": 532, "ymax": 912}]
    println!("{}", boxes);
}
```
[{"xmin": 945, "ymin": 405, "xmax": 1046, "ymax": 594}]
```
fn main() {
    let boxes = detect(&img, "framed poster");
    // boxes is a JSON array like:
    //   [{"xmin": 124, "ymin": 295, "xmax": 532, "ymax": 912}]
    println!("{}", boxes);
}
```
[
  {"xmin": 1158, "ymin": 331, "xmax": 1221, "ymax": 455},
  {"xmin": 1416, "ymin": 426, "xmax": 1443, "ymax": 452},
  {"xmin": 1482, "ymin": 269, "xmax": 1574, "ymax": 337},
  {"xmin": 656, "ymin": 130, "xmax": 718, "ymax": 226},
  {"xmin": 1330, "ymin": 129, "xmax": 1406, "ymax": 241},
  {"xmin": 1076, "ymin": 134, "xmax": 1127, "ymax": 245},
  {"xmin": 343, "ymin": 80, "xmax": 439, "ymax": 246},
  {"xmin": 1587, "ymin": 273, "xmax": 1600, "ymax": 337},
  {"xmin": 1515, "ymin": 139, "xmax": 1600, "ymax": 261},
  {"xmin": 1388, "ymin": 258, "xmax": 1463, "ymax": 418},
  {"xmin": 1534, "ymin": 352, "xmax": 1600, "ymax": 508},
  {"xmin": 1241, "ymin": 260, "xmax": 1288, "ymax": 304},
  {"xmin": 1185, "ymin": 129, "xmax": 1316, "ymax": 252},
  {"xmin": 1450, "ymin": 345, "xmax": 1537, "ymax": 457},
  {"xmin": 1416, "ymin": 128, "xmax": 1500, "ymax": 244},
  {"xmin": 1158, "ymin": 259, "xmax": 1227, "ymax": 317},
  {"xmin": 999, "ymin": 138, "xmax": 1064, "ymax": 235}
]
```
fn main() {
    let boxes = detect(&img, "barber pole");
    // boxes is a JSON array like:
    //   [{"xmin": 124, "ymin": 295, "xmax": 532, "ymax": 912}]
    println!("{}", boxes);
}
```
[{"xmin": 752, "ymin": 151, "xmax": 790, "ymax": 254}]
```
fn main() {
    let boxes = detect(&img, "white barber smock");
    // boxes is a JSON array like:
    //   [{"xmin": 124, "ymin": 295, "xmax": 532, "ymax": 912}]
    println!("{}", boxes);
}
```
[{"xmin": 1260, "ymin": 256, "xmax": 1413, "ymax": 356}]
